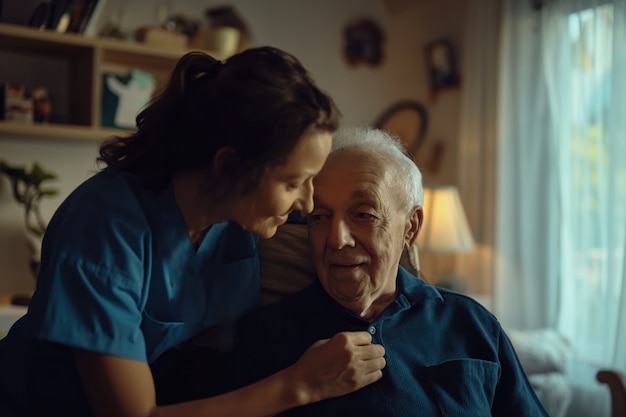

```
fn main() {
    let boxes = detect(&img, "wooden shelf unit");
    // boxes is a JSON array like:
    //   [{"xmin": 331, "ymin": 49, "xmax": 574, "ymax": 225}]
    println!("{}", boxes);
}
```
[{"xmin": 0, "ymin": 23, "xmax": 222, "ymax": 143}]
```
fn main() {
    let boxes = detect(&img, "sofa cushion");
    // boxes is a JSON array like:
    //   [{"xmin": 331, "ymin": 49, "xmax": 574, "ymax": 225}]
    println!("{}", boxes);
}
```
[
  {"xmin": 528, "ymin": 372, "xmax": 573, "ymax": 417},
  {"xmin": 506, "ymin": 328, "xmax": 571, "ymax": 374}
]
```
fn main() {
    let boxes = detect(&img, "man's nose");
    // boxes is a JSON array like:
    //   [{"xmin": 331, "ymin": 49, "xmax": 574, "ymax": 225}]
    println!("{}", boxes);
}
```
[{"xmin": 327, "ymin": 217, "xmax": 355, "ymax": 250}]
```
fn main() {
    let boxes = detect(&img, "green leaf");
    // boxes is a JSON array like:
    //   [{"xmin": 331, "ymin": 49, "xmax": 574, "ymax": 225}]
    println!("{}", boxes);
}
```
[
  {"xmin": 0, "ymin": 161, "xmax": 28, "ymax": 181},
  {"xmin": 40, "ymin": 189, "xmax": 59, "ymax": 197},
  {"xmin": 0, "ymin": 160, "xmax": 59, "ymax": 235},
  {"xmin": 30, "ymin": 162, "xmax": 57, "ymax": 185}
]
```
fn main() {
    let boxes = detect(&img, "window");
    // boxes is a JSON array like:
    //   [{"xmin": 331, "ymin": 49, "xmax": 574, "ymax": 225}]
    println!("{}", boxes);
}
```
[{"xmin": 558, "ymin": 3, "xmax": 626, "ymax": 365}]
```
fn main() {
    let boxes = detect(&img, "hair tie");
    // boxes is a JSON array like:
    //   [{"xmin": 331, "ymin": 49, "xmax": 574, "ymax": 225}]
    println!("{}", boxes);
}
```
[
  {"xmin": 192, "ymin": 60, "xmax": 223, "ymax": 84},
  {"xmin": 208, "ymin": 60, "xmax": 223, "ymax": 79}
]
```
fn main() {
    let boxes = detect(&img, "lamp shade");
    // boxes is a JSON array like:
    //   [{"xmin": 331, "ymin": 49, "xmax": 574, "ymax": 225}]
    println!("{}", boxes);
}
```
[{"xmin": 417, "ymin": 186, "xmax": 474, "ymax": 253}]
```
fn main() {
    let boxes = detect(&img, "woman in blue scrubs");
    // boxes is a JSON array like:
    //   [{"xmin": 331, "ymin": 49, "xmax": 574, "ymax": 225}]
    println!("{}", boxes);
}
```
[{"xmin": 0, "ymin": 46, "xmax": 386, "ymax": 417}]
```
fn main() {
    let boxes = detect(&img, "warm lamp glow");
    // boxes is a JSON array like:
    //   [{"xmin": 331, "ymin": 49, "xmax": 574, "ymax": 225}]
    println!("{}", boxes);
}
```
[{"xmin": 417, "ymin": 186, "xmax": 474, "ymax": 253}]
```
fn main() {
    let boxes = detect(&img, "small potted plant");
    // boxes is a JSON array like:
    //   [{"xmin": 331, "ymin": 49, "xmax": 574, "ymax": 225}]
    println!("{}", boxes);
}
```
[{"xmin": 0, "ymin": 160, "xmax": 59, "ymax": 280}]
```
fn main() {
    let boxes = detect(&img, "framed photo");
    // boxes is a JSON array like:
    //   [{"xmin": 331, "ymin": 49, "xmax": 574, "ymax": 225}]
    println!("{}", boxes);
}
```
[
  {"xmin": 343, "ymin": 18, "xmax": 385, "ymax": 67},
  {"xmin": 424, "ymin": 38, "xmax": 460, "ymax": 97}
]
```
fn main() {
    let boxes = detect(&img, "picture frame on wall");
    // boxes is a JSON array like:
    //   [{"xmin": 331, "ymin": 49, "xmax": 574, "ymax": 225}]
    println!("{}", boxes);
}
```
[
  {"xmin": 342, "ymin": 18, "xmax": 385, "ymax": 67},
  {"xmin": 424, "ymin": 38, "xmax": 460, "ymax": 97},
  {"xmin": 374, "ymin": 100, "xmax": 428, "ymax": 157}
]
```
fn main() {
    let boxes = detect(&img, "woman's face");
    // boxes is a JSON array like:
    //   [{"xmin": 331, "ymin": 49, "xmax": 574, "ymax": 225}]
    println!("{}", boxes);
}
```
[{"xmin": 232, "ymin": 128, "xmax": 332, "ymax": 239}]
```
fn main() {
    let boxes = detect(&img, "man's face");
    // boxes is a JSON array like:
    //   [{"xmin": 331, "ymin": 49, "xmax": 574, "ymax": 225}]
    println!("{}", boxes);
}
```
[{"xmin": 308, "ymin": 148, "xmax": 417, "ymax": 317}]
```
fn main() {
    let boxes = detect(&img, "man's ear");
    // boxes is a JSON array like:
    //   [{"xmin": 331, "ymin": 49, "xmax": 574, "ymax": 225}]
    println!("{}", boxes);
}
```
[
  {"xmin": 213, "ymin": 147, "xmax": 240, "ymax": 177},
  {"xmin": 404, "ymin": 206, "xmax": 424, "ymax": 249}
]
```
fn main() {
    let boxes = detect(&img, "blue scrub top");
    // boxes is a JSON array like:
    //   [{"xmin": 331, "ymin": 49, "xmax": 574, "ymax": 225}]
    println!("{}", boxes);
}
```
[{"xmin": 0, "ymin": 169, "xmax": 259, "ymax": 416}]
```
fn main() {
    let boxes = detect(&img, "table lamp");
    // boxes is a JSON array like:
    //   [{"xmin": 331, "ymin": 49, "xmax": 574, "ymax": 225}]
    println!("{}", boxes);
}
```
[{"xmin": 417, "ymin": 185, "xmax": 474, "ymax": 290}]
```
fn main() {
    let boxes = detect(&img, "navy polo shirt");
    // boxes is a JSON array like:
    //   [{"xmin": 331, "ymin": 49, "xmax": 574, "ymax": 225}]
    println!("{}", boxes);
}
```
[{"xmin": 233, "ymin": 268, "xmax": 549, "ymax": 417}]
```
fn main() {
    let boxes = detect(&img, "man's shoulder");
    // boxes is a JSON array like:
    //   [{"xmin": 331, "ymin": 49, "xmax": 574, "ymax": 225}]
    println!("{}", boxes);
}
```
[
  {"xmin": 400, "ymin": 270, "xmax": 494, "ymax": 316},
  {"xmin": 435, "ymin": 288, "xmax": 502, "ymax": 338},
  {"xmin": 400, "ymin": 272, "xmax": 500, "ymax": 331}
]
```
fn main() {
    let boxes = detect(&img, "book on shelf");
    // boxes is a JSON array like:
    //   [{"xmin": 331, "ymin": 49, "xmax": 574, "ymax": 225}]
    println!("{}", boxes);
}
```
[{"xmin": 66, "ymin": 0, "xmax": 100, "ymax": 34}]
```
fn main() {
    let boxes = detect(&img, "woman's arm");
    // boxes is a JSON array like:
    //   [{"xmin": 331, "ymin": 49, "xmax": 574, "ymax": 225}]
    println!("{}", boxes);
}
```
[{"xmin": 74, "ymin": 331, "xmax": 385, "ymax": 417}]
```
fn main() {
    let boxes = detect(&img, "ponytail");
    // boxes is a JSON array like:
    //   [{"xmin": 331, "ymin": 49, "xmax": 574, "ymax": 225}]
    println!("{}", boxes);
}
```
[
  {"xmin": 98, "ymin": 47, "xmax": 339, "ymax": 192},
  {"xmin": 98, "ymin": 53, "xmax": 223, "ymax": 185}
]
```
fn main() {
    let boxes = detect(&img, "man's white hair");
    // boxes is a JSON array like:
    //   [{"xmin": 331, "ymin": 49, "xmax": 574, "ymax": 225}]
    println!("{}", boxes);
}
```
[{"xmin": 331, "ymin": 126, "xmax": 424, "ymax": 207}]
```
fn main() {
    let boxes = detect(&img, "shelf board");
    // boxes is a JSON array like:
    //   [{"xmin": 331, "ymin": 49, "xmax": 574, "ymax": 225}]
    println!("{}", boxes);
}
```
[
  {"xmin": 0, "ymin": 23, "xmax": 93, "ymax": 57},
  {"xmin": 0, "ymin": 120, "xmax": 130, "ymax": 143},
  {"xmin": 0, "ymin": 22, "xmax": 227, "ymax": 144},
  {"xmin": 0, "ymin": 23, "xmax": 223, "ymax": 60}
]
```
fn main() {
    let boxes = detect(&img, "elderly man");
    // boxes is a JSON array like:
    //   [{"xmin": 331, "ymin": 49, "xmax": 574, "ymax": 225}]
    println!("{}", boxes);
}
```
[{"xmin": 232, "ymin": 127, "xmax": 549, "ymax": 416}]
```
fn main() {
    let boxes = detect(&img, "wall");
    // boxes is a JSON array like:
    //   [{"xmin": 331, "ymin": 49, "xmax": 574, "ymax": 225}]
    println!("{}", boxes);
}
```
[{"xmin": 0, "ymin": 0, "xmax": 469, "ymax": 297}]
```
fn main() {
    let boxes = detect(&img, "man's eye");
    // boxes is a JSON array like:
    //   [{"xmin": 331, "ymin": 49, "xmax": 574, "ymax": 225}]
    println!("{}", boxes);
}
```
[
  {"xmin": 286, "ymin": 183, "xmax": 299, "ymax": 191},
  {"xmin": 356, "ymin": 212, "xmax": 375, "ymax": 220},
  {"xmin": 308, "ymin": 213, "xmax": 329, "ymax": 222}
]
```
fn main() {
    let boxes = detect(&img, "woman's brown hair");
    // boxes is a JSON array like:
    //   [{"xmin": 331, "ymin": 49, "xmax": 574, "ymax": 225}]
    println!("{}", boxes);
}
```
[{"xmin": 98, "ymin": 46, "xmax": 340, "ymax": 191}]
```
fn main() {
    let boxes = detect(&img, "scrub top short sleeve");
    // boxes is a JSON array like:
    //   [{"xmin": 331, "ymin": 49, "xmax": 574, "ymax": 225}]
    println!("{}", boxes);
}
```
[
  {"xmin": 21, "ymin": 170, "xmax": 260, "ymax": 363},
  {"xmin": 23, "ymin": 172, "xmax": 153, "ymax": 361}
]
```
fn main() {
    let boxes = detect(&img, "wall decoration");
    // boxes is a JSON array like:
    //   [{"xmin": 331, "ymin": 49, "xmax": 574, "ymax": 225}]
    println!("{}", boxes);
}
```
[
  {"xmin": 374, "ymin": 100, "xmax": 428, "ymax": 156},
  {"xmin": 374, "ymin": 100, "xmax": 447, "ymax": 175},
  {"xmin": 424, "ymin": 38, "xmax": 460, "ymax": 98},
  {"xmin": 101, "ymin": 69, "xmax": 156, "ymax": 129},
  {"xmin": 342, "ymin": 18, "xmax": 385, "ymax": 67}
]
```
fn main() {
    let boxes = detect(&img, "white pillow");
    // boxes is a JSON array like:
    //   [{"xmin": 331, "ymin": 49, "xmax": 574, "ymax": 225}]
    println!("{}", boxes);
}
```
[{"xmin": 506, "ymin": 328, "xmax": 571, "ymax": 374}]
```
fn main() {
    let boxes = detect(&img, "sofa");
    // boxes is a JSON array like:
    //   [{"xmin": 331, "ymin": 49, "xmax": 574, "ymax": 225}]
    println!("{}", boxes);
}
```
[{"xmin": 505, "ymin": 328, "xmax": 573, "ymax": 417}]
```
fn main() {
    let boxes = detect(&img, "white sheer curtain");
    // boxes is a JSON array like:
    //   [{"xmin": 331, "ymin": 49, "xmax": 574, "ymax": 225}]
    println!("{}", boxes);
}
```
[
  {"xmin": 495, "ymin": 0, "xmax": 626, "ymax": 374},
  {"xmin": 495, "ymin": 0, "xmax": 561, "ymax": 330},
  {"xmin": 456, "ymin": 0, "xmax": 501, "ymax": 302}
]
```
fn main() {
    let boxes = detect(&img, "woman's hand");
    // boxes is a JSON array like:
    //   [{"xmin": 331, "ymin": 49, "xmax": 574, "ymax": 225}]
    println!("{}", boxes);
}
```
[
  {"xmin": 73, "ymin": 332, "xmax": 385, "ymax": 417},
  {"xmin": 284, "ymin": 331, "xmax": 386, "ymax": 405}
]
